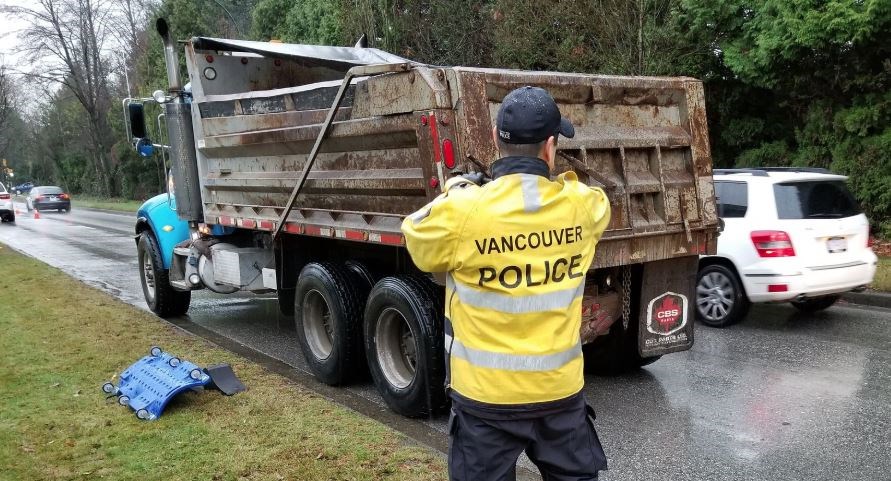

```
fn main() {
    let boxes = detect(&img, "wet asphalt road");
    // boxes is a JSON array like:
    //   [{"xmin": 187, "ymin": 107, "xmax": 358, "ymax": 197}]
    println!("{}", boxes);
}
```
[{"xmin": 1, "ymin": 202, "xmax": 889, "ymax": 481}]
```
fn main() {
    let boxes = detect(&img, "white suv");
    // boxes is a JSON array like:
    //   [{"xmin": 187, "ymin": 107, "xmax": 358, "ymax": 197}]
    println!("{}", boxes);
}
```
[
  {"xmin": 0, "ymin": 182, "xmax": 15, "ymax": 223},
  {"xmin": 697, "ymin": 168, "xmax": 877, "ymax": 327}
]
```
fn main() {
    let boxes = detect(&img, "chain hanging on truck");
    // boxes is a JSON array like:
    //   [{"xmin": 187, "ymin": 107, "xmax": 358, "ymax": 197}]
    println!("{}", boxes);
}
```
[{"xmin": 621, "ymin": 266, "xmax": 632, "ymax": 330}]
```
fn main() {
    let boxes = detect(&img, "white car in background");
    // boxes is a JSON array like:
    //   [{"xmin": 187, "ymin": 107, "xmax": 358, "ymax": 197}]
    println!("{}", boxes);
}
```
[
  {"xmin": 697, "ymin": 168, "xmax": 878, "ymax": 327},
  {"xmin": 0, "ymin": 182, "xmax": 15, "ymax": 223}
]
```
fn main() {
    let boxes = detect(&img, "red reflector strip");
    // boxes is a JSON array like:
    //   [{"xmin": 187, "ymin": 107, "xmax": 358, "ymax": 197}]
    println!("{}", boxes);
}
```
[
  {"xmin": 334, "ymin": 229, "xmax": 367, "ymax": 241},
  {"xmin": 429, "ymin": 112, "xmax": 441, "ymax": 163},
  {"xmin": 218, "ymin": 216, "xmax": 235, "ymax": 226},
  {"xmin": 442, "ymin": 138, "xmax": 456, "ymax": 169},
  {"xmin": 304, "ymin": 226, "xmax": 333, "ymax": 237},
  {"xmin": 280, "ymin": 223, "xmax": 401, "ymax": 245},
  {"xmin": 768, "ymin": 284, "xmax": 788, "ymax": 293},
  {"xmin": 369, "ymin": 233, "xmax": 404, "ymax": 245},
  {"xmin": 239, "ymin": 218, "xmax": 256, "ymax": 228},
  {"xmin": 258, "ymin": 220, "xmax": 274, "ymax": 230},
  {"xmin": 346, "ymin": 230, "xmax": 366, "ymax": 241}
]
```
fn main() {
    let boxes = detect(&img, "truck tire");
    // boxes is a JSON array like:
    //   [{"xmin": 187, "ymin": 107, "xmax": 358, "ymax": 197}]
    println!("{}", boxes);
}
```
[
  {"xmin": 294, "ymin": 262, "xmax": 365, "ymax": 386},
  {"xmin": 364, "ymin": 275, "xmax": 445, "ymax": 417},
  {"xmin": 583, "ymin": 319, "xmax": 660, "ymax": 375},
  {"xmin": 791, "ymin": 294, "xmax": 839, "ymax": 313},
  {"xmin": 695, "ymin": 264, "xmax": 749, "ymax": 328},
  {"xmin": 137, "ymin": 233, "xmax": 191, "ymax": 317}
]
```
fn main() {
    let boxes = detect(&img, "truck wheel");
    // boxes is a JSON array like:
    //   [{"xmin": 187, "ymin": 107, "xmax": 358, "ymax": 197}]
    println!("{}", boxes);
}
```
[
  {"xmin": 583, "ymin": 319, "xmax": 660, "ymax": 375},
  {"xmin": 137, "ymin": 233, "xmax": 191, "ymax": 317},
  {"xmin": 294, "ymin": 262, "xmax": 365, "ymax": 385},
  {"xmin": 791, "ymin": 295, "xmax": 839, "ymax": 313},
  {"xmin": 364, "ymin": 275, "xmax": 445, "ymax": 417},
  {"xmin": 695, "ymin": 264, "xmax": 749, "ymax": 328}
]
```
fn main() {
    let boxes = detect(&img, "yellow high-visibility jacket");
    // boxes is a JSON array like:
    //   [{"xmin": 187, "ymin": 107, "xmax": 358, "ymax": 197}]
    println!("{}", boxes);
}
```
[{"xmin": 401, "ymin": 156, "xmax": 611, "ymax": 405}]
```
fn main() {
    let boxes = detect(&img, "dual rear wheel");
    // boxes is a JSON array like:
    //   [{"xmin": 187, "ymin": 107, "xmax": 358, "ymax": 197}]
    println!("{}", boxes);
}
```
[{"xmin": 293, "ymin": 262, "xmax": 444, "ymax": 417}]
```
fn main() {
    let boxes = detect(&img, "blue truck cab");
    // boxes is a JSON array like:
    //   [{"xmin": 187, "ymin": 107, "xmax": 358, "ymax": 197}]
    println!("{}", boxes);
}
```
[{"xmin": 136, "ymin": 193, "xmax": 233, "ymax": 268}]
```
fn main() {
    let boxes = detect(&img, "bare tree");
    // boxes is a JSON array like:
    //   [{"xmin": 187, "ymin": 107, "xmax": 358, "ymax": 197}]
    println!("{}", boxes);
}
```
[
  {"xmin": 110, "ymin": 0, "xmax": 155, "ymax": 96},
  {"xmin": 2, "ymin": 0, "xmax": 119, "ymax": 195},
  {"xmin": 0, "ymin": 64, "xmax": 13, "ymax": 157}
]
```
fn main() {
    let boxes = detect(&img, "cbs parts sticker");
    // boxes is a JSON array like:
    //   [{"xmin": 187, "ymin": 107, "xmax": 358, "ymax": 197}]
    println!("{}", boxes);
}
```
[{"xmin": 646, "ymin": 292, "xmax": 688, "ymax": 336}]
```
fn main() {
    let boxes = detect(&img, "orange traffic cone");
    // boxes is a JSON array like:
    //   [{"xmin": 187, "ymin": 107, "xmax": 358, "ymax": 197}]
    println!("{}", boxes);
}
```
[{"xmin": 33, "ymin": 209, "xmax": 40, "ymax": 219}]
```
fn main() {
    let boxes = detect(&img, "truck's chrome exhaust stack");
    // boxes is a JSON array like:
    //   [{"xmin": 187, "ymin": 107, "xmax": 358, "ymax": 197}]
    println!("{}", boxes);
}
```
[
  {"xmin": 164, "ymin": 102, "xmax": 203, "ymax": 222},
  {"xmin": 156, "ymin": 18, "xmax": 182, "ymax": 92},
  {"xmin": 155, "ymin": 18, "xmax": 203, "ymax": 223}
]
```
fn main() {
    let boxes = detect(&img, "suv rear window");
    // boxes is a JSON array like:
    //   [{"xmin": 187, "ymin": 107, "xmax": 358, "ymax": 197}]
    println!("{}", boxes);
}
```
[
  {"xmin": 39, "ymin": 186, "xmax": 64, "ymax": 194},
  {"xmin": 0, "ymin": 183, "xmax": 6, "ymax": 193},
  {"xmin": 715, "ymin": 181, "xmax": 748, "ymax": 218},
  {"xmin": 774, "ymin": 180, "xmax": 861, "ymax": 219}
]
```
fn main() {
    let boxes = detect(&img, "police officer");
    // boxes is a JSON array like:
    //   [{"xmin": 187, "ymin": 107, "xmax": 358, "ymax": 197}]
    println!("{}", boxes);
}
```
[{"xmin": 401, "ymin": 86, "xmax": 611, "ymax": 481}]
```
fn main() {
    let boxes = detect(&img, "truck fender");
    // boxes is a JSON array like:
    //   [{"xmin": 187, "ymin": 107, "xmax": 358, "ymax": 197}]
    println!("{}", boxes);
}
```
[{"xmin": 135, "ymin": 194, "xmax": 189, "ymax": 270}]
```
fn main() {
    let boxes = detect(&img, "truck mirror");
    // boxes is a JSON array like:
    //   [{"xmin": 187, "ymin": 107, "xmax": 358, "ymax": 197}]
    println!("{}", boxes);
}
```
[{"xmin": 128, "ymin": 102, "xmax": 148, "ymax": 139}]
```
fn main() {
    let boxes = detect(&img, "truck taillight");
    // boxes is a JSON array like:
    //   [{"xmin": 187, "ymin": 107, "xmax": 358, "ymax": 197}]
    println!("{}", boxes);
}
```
[
  {"xmin": 442, "ymin": 139, "xmax": 456, "ymax": 169},
  {"xmin": 751, "ymin": 230, "xmax": 796, "ymax": 257}
]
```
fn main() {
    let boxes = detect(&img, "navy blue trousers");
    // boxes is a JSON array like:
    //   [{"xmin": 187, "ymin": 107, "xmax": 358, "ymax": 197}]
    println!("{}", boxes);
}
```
[{"xmin": 448, "ymin": 400, "xmax": 607, "ymax": 481}]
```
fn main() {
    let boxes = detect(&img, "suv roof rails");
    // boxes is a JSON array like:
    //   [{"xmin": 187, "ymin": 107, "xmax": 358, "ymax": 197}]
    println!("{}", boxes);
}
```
[
  {"xmin": 714, "ymin": 167, "xmax": 833, "ymax": 177},
  {"xmin": 713, "ymin": 168, "xmax": 769, "ymax": 177}
]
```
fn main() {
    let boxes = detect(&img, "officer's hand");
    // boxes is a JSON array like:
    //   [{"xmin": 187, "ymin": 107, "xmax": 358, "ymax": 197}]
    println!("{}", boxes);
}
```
[{"xmin": 460, "ymin": 172, "xmax": 491, "ymax": 186}]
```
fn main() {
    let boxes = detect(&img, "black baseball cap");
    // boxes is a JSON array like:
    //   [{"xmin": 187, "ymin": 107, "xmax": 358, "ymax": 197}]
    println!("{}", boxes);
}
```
[{"xmin": 496, "ymin": 86, "xmax": 575, "ymax": 144}]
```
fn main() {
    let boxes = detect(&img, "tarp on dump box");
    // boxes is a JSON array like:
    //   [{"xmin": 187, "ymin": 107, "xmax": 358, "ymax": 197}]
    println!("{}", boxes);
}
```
[{"xmin": 191, "ymin": 37, "xmax": 414, "ymax": 69}]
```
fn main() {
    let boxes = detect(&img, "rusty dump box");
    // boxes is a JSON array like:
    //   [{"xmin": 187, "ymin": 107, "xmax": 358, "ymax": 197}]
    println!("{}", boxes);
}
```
[{"xmin": 184, "ymin": 37, "xmax": 718, "ymax": 267}]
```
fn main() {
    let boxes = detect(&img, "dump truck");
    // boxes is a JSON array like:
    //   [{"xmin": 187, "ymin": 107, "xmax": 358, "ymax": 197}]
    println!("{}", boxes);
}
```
[{"xmin": 125, "ymin": 19, "xmax": 718, "ymax": 417}]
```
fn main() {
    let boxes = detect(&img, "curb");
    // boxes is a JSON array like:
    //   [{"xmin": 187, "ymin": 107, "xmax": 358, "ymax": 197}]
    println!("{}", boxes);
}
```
[{"xmin": 842, "ymin": 291, "xmax": 891, "ymax": 309}]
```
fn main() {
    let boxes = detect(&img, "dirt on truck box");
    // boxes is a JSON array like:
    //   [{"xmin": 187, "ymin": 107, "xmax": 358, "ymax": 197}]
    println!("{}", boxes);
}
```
[{"xmin": 127, "ymin": 24, "xmax": 718, "ymax": 417}]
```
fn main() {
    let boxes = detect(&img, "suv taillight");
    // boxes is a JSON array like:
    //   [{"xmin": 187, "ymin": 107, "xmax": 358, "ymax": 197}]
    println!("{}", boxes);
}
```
[
  {"xmin": 0, "ymin": 193, "xmax": 9, "ymax": 200},
  {"xmin": 751, "ymin": 230, "xmax": 796, "ymax": 257}
]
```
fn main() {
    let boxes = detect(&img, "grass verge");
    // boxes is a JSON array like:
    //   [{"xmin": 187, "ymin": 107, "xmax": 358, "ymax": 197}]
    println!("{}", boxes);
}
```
[
  {"xmin": 0, "ymin": 244, "xmax": 446, "ymax": 481},
  {"xmin": 872, "ymin": 257, "xmax": 890, "ymax": 292},
  {"xmin": 72, "ymin": 195, "xmax": 144, "ymax": 213}
]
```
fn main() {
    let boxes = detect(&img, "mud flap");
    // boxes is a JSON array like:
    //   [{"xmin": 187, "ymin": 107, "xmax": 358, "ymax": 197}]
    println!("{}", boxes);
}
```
[
  {"xmin": 638, "ymin": 257, "xmax": 697, "ymax": 357},
  {"xmin": 204, "ymin": 363, "xmax": 246, "ymax": 396}
]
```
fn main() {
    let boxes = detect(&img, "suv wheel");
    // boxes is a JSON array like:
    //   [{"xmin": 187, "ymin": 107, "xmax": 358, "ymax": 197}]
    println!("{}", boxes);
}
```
[{"xmin": 696, "ymin": 264, "xmax": 749, "ymax": 328}]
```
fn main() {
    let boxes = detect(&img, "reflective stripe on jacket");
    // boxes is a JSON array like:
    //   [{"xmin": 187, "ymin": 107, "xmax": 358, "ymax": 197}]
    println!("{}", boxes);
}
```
[{"xmin": 401, "ymin": 156, "xmax": 611, "ymax": 405}]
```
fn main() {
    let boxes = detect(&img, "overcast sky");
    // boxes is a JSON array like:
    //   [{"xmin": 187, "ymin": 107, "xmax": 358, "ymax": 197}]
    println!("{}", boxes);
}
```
[{"xmin": 0, "ymin": 0, "xmax": 30, "ymax": 66}]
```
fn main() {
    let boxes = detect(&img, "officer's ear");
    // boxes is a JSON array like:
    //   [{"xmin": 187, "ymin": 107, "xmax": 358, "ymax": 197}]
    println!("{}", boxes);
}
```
[
  {"xmin": 540, "ymin": 135, "xmax": 557, "ymax": 171},
  {"xmin": 492, "ymin": 126, "xmax": 499, "ymax": 146}
]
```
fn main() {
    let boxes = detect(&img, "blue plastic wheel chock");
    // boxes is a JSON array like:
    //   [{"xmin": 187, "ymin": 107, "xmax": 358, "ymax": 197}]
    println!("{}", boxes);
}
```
[{"xmin": 103, "ymin": 346, "xmax": 212, "ymax": 421}]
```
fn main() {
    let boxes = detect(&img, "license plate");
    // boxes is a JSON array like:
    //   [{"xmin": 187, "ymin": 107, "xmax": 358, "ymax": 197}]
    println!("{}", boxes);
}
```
[{"xmin": 827, "ymin": 236, "xmax": 847, "ymax": 253}]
